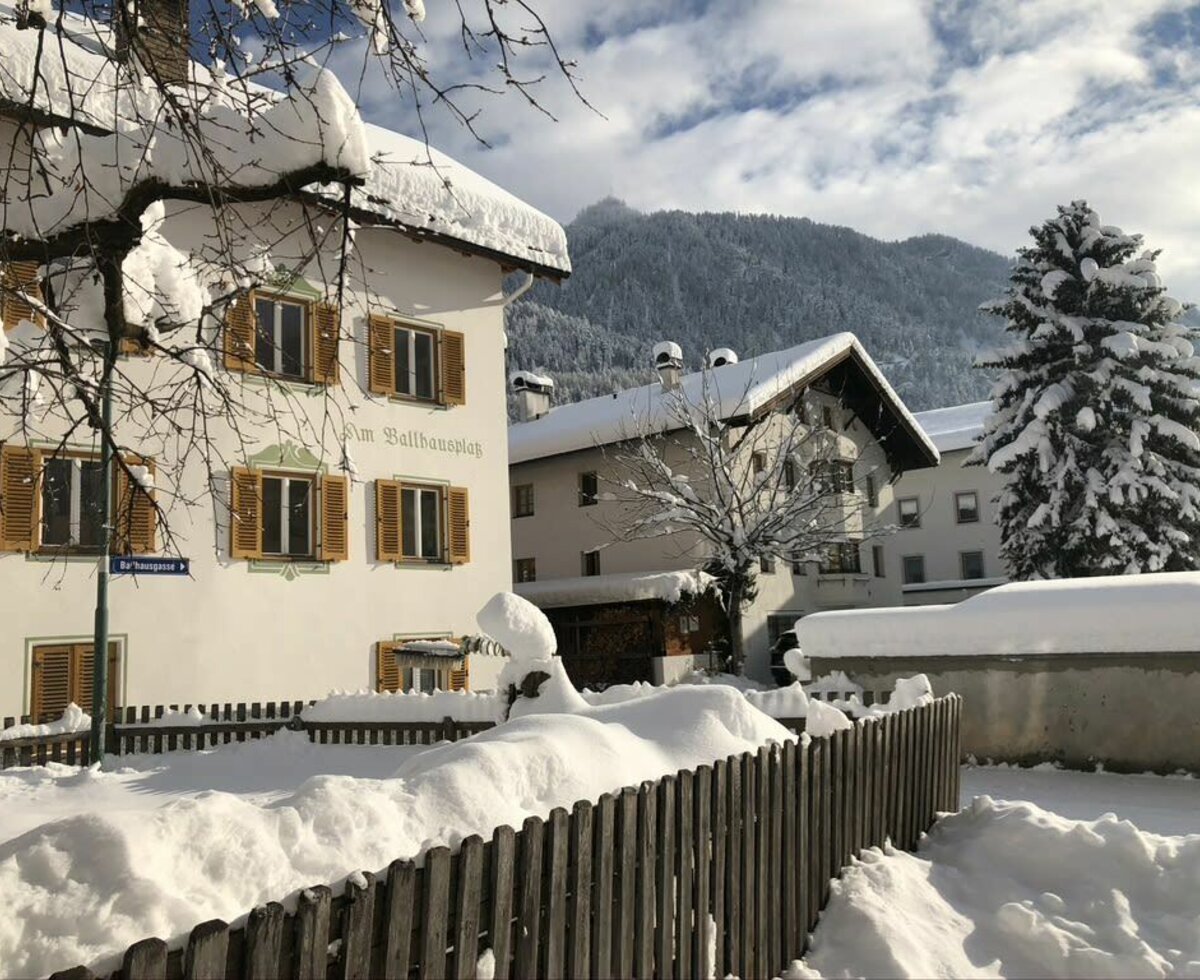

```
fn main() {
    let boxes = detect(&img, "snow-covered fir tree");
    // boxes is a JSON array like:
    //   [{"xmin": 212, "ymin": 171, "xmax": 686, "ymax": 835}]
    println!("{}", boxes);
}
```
[{"xmin": 972, "ymin": 201, "xmax": 1200, "ymax": 578}]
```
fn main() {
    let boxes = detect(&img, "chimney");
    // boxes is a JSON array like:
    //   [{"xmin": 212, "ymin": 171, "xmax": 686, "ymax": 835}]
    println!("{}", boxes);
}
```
[
  {"xmin": 511, "ymin": 370, "xmax": 554, "ymax": 422},
  {"xmin": 708, "ymin": 347, "xmax": 739, "ymax": 368},
  {"xmin": 653, "ymin": 341, "xmax": 684, "ymax": 391},
  {"xmin": 116, "ymin": 0, "xmax": 191, "ymax": 86}
]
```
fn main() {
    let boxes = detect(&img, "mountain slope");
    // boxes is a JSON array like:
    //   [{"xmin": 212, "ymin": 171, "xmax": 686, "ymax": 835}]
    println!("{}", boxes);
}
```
[{"xmin": 507, "ymin": 199, "xmax": 1014, "ymax": 412}]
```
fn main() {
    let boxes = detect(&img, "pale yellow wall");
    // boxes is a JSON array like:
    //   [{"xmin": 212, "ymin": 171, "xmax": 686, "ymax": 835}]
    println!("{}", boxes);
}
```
[{"xmin": 0, "ymin": 202, "xmax": 516, "ymax": 715}]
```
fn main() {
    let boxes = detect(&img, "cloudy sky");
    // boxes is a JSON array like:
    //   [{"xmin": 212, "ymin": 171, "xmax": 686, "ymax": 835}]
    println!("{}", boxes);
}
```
[{"xmin": 348, "ymin": 0, "xmax": 1200, "ymax": 297}]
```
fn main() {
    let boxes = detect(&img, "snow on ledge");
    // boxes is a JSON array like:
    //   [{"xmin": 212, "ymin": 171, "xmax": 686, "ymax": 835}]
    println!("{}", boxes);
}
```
[
  {"xmin": 0, "ymin": 704, "xmax": 90, "ymax": 741},
  {"xmin": 798, "ymin": 571, "xmax": 1200, "ymax": 658},
  {"xmin": 515, "ymin": 570, "xmax": 717, "ymax": 609}
]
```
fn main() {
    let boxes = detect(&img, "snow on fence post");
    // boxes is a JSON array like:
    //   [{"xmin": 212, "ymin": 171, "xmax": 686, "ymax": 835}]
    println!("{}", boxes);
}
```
[{"xmin": 48, "ymin": 696, "xmax": 961, "ymax": 980}]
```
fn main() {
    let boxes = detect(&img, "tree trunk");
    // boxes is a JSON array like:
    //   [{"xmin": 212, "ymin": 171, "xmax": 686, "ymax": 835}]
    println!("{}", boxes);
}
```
[{"xmin": 726, "ymin": 582, "xmax": 745, "ymax": 675}]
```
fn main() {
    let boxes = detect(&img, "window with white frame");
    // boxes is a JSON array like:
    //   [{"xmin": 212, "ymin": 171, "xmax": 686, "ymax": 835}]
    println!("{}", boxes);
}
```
[
  {"xmin": 955, "ymin": 491, "xmax": 979, "ymax": 524},
  {"xmin": 261, "ymin": 473, "xmax": 315, "ymax": 558},
  {"xmin": 41, "ymin": 455, "xmax": 106, "ymax": 549},
  {"xmin": 254, "ymin": 295, "xmax": 309, "ymax": 379},
  {"xmin": 393, "ymin": 323, "xmax": 438, "ymax": 401},
  {"xmin": 402, "ymin": 484, "xmax": 442, "ymax": 560},
  {"xmin": 898, "ymin": 496, "xmax": 920, "ymax": 528}
]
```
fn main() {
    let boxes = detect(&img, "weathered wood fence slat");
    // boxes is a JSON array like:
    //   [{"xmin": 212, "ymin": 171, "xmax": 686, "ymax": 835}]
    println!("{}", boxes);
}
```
[{"xmin": 48, "ymin": 695, "xmax": 962, "ymax": 980}]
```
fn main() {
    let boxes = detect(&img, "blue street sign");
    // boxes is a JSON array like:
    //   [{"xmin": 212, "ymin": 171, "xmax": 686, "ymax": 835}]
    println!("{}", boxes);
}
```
[{"xmin": 109, "ymin": 556, "xmax": 191, "ymax": 576}]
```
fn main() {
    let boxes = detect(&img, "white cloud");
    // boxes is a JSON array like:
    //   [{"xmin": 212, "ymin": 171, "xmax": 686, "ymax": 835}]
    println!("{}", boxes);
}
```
[{"xmin": 348, "ymin": 0, "xmax": 1200, "ymax": 298}]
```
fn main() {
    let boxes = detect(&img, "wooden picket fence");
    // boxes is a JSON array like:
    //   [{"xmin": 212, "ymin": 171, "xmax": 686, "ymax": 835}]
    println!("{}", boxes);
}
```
[
  {"xmin": 50, "ymin": 695, "xmax": 962, "ymax": 980},
  {"xmin": 0, "ymin": 701, "xmax": 495, "ymax": 769}
]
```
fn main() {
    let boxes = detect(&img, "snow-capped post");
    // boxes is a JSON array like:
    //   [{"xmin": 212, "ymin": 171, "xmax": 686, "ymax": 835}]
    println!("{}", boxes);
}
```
[
  {"xmin": 972, "ymin": 202, "xmax": 1200, "ymax": 577},
  {"xmin": 604, "ymin": 357, "xmax": 891, "ymax": 675}
]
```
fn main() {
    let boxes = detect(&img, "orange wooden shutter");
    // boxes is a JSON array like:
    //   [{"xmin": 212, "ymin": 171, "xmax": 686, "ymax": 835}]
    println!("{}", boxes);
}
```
[
  {"xmin": 446, "ymin": 486, "xmax": 470, "ymax": 564},
  {"xmin": 368, "ymin": 315, "xmax": 395, "ymax": 395},
  {"xmin": 30, "ymin": 645, "xmax": 72, "ymax": 722},
  {"xmin": 230, "ymin": 467, "xmax": 263, "ymax": 559},
  {"xmin": 319, "ymin": 474, "xmax": 349, "ymax": 562},
  {"xmin": 2, "ymin": 261, "xmax": 43, "ymax": 331},
  {"xmin": 449, "ymin": 661, "xmax": 469, "ymax": 692},
  {"xmin": 223, "ymin": 292, "xmax": 258, "ymax": 373},
  {"xmin": 72, "ymin": 643, "xmax": 120, "ymax": 718},
  {"xmin": 113, "ymin": 456, "xmax": 157, "ymax": 555},
  {"xmin": 0, "ymin": 444, "xmax": 40, "ymax": 552},
  {"xmin": 375, "ymin": 479, "xmax": 402, "ymax": 561},
  {"xmin": 440, "ymin": 330, "xmax": 466, "ymax": 406},
  {"xmin": 311, "ymin": 301, "xmax": 341, "ymax": 386},
  {"xmin": 376, "ymin": 642, "xmax": 402, "ymax": 693}
]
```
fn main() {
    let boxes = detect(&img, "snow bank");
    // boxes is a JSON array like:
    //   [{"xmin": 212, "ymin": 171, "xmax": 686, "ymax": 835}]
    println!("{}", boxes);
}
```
[
  {"xmin": 0, "ymin": 686, "xmax": 790, "ymax": 977},
  {"xmin": 798, "ymin": 572, "xmax": 1200, "ymax": 657},
  {"xmin": 744, "ymin": 682, "xmax": 808, "ymax": 719},
  {"xmin": 0, "ymin": 704, "xmax": 89, "ymax": 741},
  {"xmin": 912, "ymin": 400, "xmax": 990, "ymax": 453},
  {"xmin": 515, "ymin": 569, "xmax": 717, "ymax": 609},
  {"xmin": 508, "ymin": 333, "xmax": 937, "ymax": 464},
  {"xmin": 477, "ymin": 592, "xmax": 555, "ymax": 663},
  {"xmin": 788, "ymin": 796, "xmax": 1200, "ymax": 978},
  {"xmin": 301, "ymin": 690, "xmax": 502, "ymax": 724}
]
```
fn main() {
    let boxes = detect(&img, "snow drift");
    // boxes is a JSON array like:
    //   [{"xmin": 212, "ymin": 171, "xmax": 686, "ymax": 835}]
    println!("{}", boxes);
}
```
[{"xmin": 788, "ymin": 795, "xmax": 1200, "ymax": 979}]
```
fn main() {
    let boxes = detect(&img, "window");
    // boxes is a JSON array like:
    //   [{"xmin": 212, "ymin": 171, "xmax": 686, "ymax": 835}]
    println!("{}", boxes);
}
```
[
  {"xmin": 229, "ymin": 468, "xmax": 349, "ymax": 563},
  {"xmin": 2, "ymin": 260, "xmax": 44, "ymax": 330},
  {"xmin": 579, "ymin": 471, "xmax": 598, "ymax": 507},
  {"xmin": 514, "ymin": 557, "xmax": 537, "ymax": 583},
  {"xmin": 393, "ymin": 323, "xmax": 438, "ymax": 401},
  {"xmin": 254, "ymin": 295, "xmax": 309, "ymax": 380},
  {"xmin": 819, "ymin": 542, "xmax": 861, "ymax": 575},
  {"xmin": 678, "ymin": 614, "xmax": 701, "ymax": 634},
  {"xmin": 751, "ymin": 452, "xmax": 767, "ymax": 476},
  {"xmin": 582, "ymin": 550, "xmax": 601, "ymax": 577},
  {"xmin": 374, "ymin": 481, "xmax": 469, "ymax": 565},
  {"xmin": 760, "ymin": 555, "xmax": 776, "ymax": 574},
  {"xmin": 866, "ymin": 474, "xmax": 878, "ymax": 508},
  {"xmin": 822, "ymin": 406, "xmax": 835, "ymax": 430},
  {"xmin": 767, "ymin": 614, "xmax": 802, "ymax": 647},
  {"xmin": 367, "ymin": 314, "xmax": 465, "ymax": 406},
  {"xmin": 375, "ymin": 641, "xmax": 466, "ymax": 693},
  {"xmin": 792, "ymin": 557, "xmax": 808, "ymax": 576},
  {"xmin": 795, "ymin": 397, "xmax": 808, "ymax": 425},
  {"xmin": 872, "ymin": 544, "xmax": 885, "ymax": 578},
  {"xmin": 402, "ymin": 485, "xmax": 442, "ymax": 560},
  {"xmin": 902, "ymin": 555, "xmax": 926, "ymax": 584},
  {"xmin": 955, "ymin": 491, "xmax": 979, "ymax": 524},
  {"xmin": 261, "ymin": 473, "xmax": 315, "ymax": 558},
  {"xmin": 898, "ymin": 496, "xmax": 920, "ymax": 528},
  {"xmin": 407, "ymin": 667, "xmax": 442, "ymax": 693},
  {"xmin": 41, "ymin": 456, "xmax": 106, "ymax": 550},
  {"xmin": 960, "ymin": 550, "xmax": 985, "ymax": 580},
  {"xmin": 783, "ymin": 458, "xmax": 797, "ymax": 491},
  {"xmin": 512, "ymin": 483, "xmax": 535, "ymax": 518},
  {"xmin": 29, "ymin": 642, "xmax": 120, "ymax": 723},
  {"xmin": 823, "ymin": 460, "xmax": 855, "ymax": 494}
]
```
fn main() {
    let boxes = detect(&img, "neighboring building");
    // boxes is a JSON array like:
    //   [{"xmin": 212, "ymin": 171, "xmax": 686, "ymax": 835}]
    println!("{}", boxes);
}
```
[
  {"xmin": 0, "ymin": 13, "xmax": 571, "ymax": 719},
  {"xmin": 890, "ymin": 401, "xmax": 1008, "ymax": 605},
  {"xmin": 508, "ymin": 335, "xmax": 939, "ymax": 684}
]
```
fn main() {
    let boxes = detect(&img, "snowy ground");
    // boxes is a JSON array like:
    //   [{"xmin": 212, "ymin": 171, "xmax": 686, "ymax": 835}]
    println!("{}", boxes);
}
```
[{"xmin": 790, "ymin": 765, "xmax": 1200, "ymax": 979}]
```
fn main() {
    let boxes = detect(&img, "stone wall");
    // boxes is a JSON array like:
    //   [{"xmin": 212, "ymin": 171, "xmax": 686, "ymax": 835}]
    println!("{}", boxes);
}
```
[{"xmin": 810, "ymin": 651, "xmax": 1200, "ymax": 774}]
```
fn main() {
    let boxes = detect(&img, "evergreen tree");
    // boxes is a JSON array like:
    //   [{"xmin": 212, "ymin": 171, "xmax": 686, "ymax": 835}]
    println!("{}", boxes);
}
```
[{"xmin": 972, "ymin": 201, "xmax": 1200, "ymax": 578}]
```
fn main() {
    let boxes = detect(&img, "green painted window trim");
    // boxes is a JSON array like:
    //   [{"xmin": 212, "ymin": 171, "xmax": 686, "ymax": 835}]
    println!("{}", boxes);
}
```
[{"xmin": 20, "ymin": 633, "xmax": 128, "ymax": 717}]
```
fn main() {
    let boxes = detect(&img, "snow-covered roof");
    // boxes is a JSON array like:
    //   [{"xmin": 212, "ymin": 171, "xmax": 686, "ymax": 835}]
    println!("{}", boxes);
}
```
[
  {"xmin": 515, "ymin": 570, "xmax": 717, "ymax": 609},
  {"xmin": 0, "ymin": 7, "xmax": 570, "ymax": 277},
  {"xmin": 509, "ymin": 333, "xmax": 939, "ymax": 467},
  {"xmin": 913, "ymin": 401, "xmax": 991, "ymax": 454},
  {"xmin": 797, "ymin": 571, "xmax": 1200, "ymax": 658},
  {"xmin": 396, "ymin": 639, "xmax": 462, "ymax": 658}
]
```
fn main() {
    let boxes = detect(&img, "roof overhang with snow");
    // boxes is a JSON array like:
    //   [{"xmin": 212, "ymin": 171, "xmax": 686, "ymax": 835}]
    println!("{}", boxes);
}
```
[
  {"xmin": 508, "ymin": 332, "xmax": 939, "ymax": 473},
  {"xmin": 0, "ymin": 8, "xmax": 571, "ymax": 280},
  {"xmin": 516, "ymin": 570, "xmax": 718, "ymax": 609},
  {"xmin": 912, "ymin": 400, "xmax": 990, "ymax": 454}
]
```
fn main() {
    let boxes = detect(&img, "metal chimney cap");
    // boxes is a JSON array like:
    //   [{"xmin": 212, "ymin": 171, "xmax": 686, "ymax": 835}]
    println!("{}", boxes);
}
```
[{"xmin": 708, "ymin": 348, "xmax": 739, "ymax": 368}]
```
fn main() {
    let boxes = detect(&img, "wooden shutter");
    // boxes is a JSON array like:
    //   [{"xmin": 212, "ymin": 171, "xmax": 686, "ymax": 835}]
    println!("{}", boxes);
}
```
[
  {"xmin": 368, "ymin": 315, "xmax": 395, "ymax": 395},
  {"xmin": 375, "ymin": 479, "xmax": 402, "ymax": 561},
  {"xmin": 73, "ymin": 643, "xmax": 120, "ymax": 718},
  {"xmin": 446, "ymin": 486, "xmax": 470, "ymax": 564},
  {"xmin": 440, "ymin": 330, "xmax": 466, "ymax": 406},
  {"xmin": 311, "ymin": 301, "xmax": 341, "ymax": 386},
  {"xmin": 229, "ymin": 467, "xmax": 263, "ymax": 559},
  {"xmin": 113, "ymin": 456, "xmax": 157, "ymax": 555},
  {"xmin": 0, "ymin": 443, "xmax": 40, "ymax": 552},
  {"xmin": 2, "ymin": 261, "xmax": 43, "ymax": 331},
  {"xmin": 223, "ymin": 293, "xmax": 258, "ymax": 373},
  {"xmin": 376, "ymin": 642, "xmax": 402, "ymax": 693},
  {"xmin": 449, "ymin": 660, "xmax": 469, "ymax": 692},
  {"xmin": 30, "ymin": 646, "xmax": 72, "ymax": 722},
  {"xmin": 319, "ymin": 474, "xmax": 349, "ymax": 562}
]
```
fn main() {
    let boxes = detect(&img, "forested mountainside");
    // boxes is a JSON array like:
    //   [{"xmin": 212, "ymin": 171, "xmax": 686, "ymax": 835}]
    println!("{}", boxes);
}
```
[{"xmin": 507, "ymin": 198, "xmax": 1017, "ymax": 414}]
